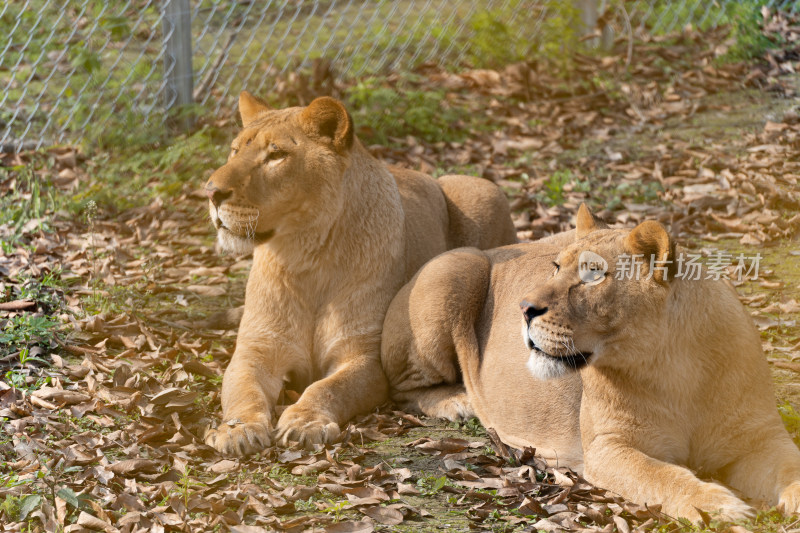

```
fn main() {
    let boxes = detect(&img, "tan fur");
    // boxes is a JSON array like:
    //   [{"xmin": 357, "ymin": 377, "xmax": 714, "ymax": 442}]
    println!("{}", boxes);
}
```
[
  {"xmin": 381, "ymin": 238, "xmax": 584, "ymax": 470},
  {"xmin": 203, "ymin": 92, "xmax": 516, "ymax": 455},
  {"xmin": 383, "ymin": 203, "xmax": 800, "ymax": 522},
  {"xmin": 521, "ymin": 206, "xmax": 800, "ymax": 522}
]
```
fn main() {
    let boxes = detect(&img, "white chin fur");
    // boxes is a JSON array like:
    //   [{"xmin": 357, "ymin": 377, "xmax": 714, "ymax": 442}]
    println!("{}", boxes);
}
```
[
  {"xmin": 526, "ymin": 352, "xmax": 569, "ymax": 380},
  {"xmin": 521, "ymin": 321, "xmax": 568, "ymax": 380},
  {"xmin": 216, "ymin": 231, "xmax": 256, "ymax": 255}
]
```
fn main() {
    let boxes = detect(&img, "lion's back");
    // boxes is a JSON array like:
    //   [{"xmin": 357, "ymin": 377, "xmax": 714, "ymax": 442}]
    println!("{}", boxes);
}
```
[{"xmin": 390, "ymin": 166, "xmax": 515, "ymax": 281}]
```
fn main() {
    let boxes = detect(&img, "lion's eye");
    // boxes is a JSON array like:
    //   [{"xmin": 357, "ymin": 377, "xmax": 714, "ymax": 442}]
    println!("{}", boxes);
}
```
[
  {"xmin": 552, "ymin": 261, "xmax": 560, "ymax": 273},
  {"xmin": 264, "ymin": 145, "xmax": 288, "ymax": 167},
  {"xmin": 267, "ymin": 146, "xmax": 288, "ymax": 160}
]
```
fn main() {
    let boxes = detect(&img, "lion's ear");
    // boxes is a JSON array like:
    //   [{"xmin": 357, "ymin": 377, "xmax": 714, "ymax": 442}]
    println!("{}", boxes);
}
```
[
  {"xmin": 575, "ymin": 203, "xmax": 607, "ymax": 239},
  {"xmin": 624, "ymin": 220, "xmax": 676, "ymax": 282},
  {"xmin": 300, "ymin": 97, "xmax": 354, "ymax": 152},
  {"xmin": 239, "ymin": 91, "xmax": 270, "ymax": 127}
]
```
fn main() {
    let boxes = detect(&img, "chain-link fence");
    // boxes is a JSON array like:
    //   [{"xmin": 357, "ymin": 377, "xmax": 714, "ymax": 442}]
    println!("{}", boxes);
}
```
[{"xmin": 1, "ymin": 0, "xmax": 798, "ymax": 152}]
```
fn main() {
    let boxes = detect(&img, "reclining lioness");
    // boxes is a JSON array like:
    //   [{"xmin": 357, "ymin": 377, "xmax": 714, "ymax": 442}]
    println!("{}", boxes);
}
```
[
  {"xmin": 203, "ymin": 92, "xmax": 516, "ymax": 455},
  {"xmin": 382, "ymin": 204, "xmax": 800, "ymax": 521}
]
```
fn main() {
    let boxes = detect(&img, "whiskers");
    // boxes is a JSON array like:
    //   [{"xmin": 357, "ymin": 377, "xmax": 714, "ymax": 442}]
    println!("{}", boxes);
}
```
[
  {"xmin": 237, "ymin": 212, "xmax": 259, "ymax": 242},
  {"xmin": 219, "ymin": 210, "xmax": 260, "ymax": 242},
  {"xmin": 213, "ymin": 209, "xmax": 261, "ymax": 255},
  {"xmin": 560, "ymin": 336, "xmax": 589, "ymax": 367}
]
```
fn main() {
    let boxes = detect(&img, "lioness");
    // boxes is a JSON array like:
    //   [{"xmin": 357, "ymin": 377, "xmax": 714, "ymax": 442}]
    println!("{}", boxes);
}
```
[
  {"xmin": 381, "ymin": 233, "xmax": 584, "ymax": 468},
  {"xmin": 203, "ymin": 92, "xmax": 516, "ymax": 455},
  {"xmin": 382, "ymin": 204, "xmax": 800, "ymax": 521}
]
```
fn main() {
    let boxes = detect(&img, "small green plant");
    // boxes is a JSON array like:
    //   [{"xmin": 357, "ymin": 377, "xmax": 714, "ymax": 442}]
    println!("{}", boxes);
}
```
[
  {"xmin": 0, "ymin": 315, "xmax": 59, "ymax": 359},
  {"xmin": 294, "ymin": 496, "xmax": 322, "ymax": 512},
  {"xmin": 0, "ymin": 163, "xmax": 62, "ymax": 249},
  {"xmin": 0, "ymin": 493, "xmax": 41, "ymax": 523},
  {"xmin": 536, "ymin": 170, "xmax": 573, "ymax": 206},
  {"xmin": 449, "ymin": 417, "xmax": 486, "ymax": 437},
  {"xmin": 177, "ymin": 467, "xmax": 204, "ymax": 510},
  {"xmin": 416, "ymin": 475, "xmax": 450, "ymax": 496},
  {"xmin": 323, "ymin": 498, "xmax": 349, "ymax": 522},
  {"xmin": 779, "ymin": 402, "xmax": 800, "ymax": 447}
]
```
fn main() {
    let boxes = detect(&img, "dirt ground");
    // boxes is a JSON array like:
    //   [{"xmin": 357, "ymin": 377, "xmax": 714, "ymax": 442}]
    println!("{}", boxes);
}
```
[{"xmin": 5, "ymin": 18, "xmax": 800, "ymax": 533}]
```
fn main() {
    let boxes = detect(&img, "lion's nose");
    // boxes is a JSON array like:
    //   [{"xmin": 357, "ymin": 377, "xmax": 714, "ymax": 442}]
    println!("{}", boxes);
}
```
[
  {"xmin": 206, "ymin": 184, "xmax": 232, "ymax": 208},
  {"xmin": 520, "ymin": 300, "xmax": 547, "ymax": 324}
]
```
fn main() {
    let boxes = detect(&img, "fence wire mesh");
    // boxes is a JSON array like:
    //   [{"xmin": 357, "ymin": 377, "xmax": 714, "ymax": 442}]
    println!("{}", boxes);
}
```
[{"xmin": 1, "ymin": 0, "xmax": 798, "ymax": 152}]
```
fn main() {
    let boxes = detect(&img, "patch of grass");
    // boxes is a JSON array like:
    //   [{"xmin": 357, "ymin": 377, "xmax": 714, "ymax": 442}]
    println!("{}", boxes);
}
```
[
  {"xmin": 779, "ymin": 402, "xmax": 800, "ymax": 447},
  {"xmin": 535, "ymin": 170, "xmax": 573, "ymax": 207},
  {"xmin": 0, "ymin": 493, "xmax": 41, "ymax": 523},
  {"xmin": 449, "ymin": 417, "xmax": 487, "ymax": 438},
  {"xmin": 532, "ymin": 167, "xmax": 663, "ymax": 210},
  {"xmin": 465, "ymin": 7, "xmax": 532, "ymax": 68},
  {"xmin": 719, "ymin": 0, "xmax": 779, "ymax": 63},
  {"xmin": 346, "ymin": 77, "xmax": 479, "ymax": 145},
  {"xmin": 0, "ymin": 315, "xmax": 58, "ymax": 358},
  {"xmin": 266, "ymin": 465, "xmax": 318, "ymax": 487},
  {"xmin": 0, "ymin": 163, "xmax": 64, "ymax": 251},
  {"xmin": 416, "ymin": 474, "xmax": 452, "ymax": 496},
  {"xmin": 636, "ymin": 0, "xmax": 778, "ymax": 64},
  {"xmin": 526, "ymin": 1, "xmax": 580, "ymax": 73},
  {"xmin": 75, "ymin": 124, "xmax": 229, "ymax": 213},
  {"xmin": 652, "ymin": 508, "xmax": 800, "ymax": 533}
]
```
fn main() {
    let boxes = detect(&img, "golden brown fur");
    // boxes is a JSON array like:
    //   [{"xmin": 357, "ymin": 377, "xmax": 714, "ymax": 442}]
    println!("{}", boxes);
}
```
[
  {"xmin": 522, "ymin": 205, "xmax": 800, "ymax": 521},
  {"xmin": 203, "ymin": 92, "xmax": 516, "ymax": 455},
  {"xmin": 381, "ymin": 237, "xmax": 584, "ymax": 469},
  {"xmin": 383, "ymin": 203, "xmax": 800, "ymax": 522}
]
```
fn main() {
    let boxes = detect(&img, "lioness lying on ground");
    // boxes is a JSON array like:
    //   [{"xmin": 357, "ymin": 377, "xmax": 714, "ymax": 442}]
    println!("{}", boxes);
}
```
[
  {"xmin": 383, "ymin": 204, "xmax": 800, "ymax": 521},
  {"xmin": 381, "ymin": 231, "xmax": 584, "ymax": 468},
  {"xmin": 203, "ymin": 92, "xmax": 516, "ymax": 455}
]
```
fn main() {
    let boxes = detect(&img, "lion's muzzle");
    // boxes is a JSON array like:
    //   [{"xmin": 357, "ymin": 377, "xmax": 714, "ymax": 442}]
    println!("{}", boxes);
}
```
[
  {"xmin": 519, "ymin": 299, "xmax": 592, "ymax": 379},
  {"xmin": 521, "ymin": 299, "xmax": 547, "ymax": 325},
  {"xmin": 206, "ymin": 183, "xmax": 232, "ymax": 208}
]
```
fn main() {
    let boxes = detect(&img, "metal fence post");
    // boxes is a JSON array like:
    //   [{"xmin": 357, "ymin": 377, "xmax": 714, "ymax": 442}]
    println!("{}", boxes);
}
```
[
  {"xmin": 163, "ymin": 0, "xmax": 194, "ymax": 124},
  {"xmin": 574, "ymin": 0, "xmax": 599, "ymax": 47}
]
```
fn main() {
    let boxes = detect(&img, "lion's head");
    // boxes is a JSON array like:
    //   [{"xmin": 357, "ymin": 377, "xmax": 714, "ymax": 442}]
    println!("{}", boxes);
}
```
[
  {"xmin": 205, "ymin": 92, "xmax": 354, "ymax": 255},
  {"xmin": 520, "ymin": 204, "xmax": 677, "ymax": 379}
]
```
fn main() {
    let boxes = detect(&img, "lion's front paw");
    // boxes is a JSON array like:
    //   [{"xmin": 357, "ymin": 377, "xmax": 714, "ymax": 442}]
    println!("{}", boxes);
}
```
[
  {"xmin": 205, "ymin": 416, "xmax": 272, "ymax": 456},
  {"xmin": 779, "ymin": 481, "xmax": 800, "ymax": 514},
  {"xmin": 275, "ymin": 404, "xmax": 340, "ymax": 448},
  {"xmin": 670, "ymin": 482, "xmax": 754, "ymax": 523}
]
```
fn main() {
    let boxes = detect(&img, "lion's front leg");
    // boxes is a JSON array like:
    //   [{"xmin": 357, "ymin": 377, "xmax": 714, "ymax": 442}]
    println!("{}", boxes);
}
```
[
  {"xmin": 205, "ymin": 342, "xmax": 294, "ymax": 456},
  {"xmin": 720, "ymin": 430, "xmax": 800, "ymax": 514},
  {"xmin": 584, "ymin": 436, "xmax": 754, "ymax": 523},
  {"xmin": 276, "ymin": 338, "xmax": 388, "ymax": 448}
]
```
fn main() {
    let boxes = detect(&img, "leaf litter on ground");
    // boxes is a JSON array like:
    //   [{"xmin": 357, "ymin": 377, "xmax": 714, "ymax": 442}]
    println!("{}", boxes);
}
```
[{"xmin": 4, "ymin": 9, "xmax": 800, "ymax": 532}]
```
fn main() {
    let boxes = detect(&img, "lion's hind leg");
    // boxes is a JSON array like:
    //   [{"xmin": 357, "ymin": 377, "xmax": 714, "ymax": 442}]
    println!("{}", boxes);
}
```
[{"xmin": 381, "ymin": 247, "xmax": 491, "ymax": 421}]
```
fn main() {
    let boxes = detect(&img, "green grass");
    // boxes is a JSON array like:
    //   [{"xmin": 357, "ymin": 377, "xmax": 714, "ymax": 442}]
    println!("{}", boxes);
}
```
[
  {"xmin": 0, "ymin": 315, "xmax": 58, "ymax": 354},
  {"xmin": 0, "ymin": 0, "xmax": 612, "ymax": 156},
  {"xmin": 721, "ymin": 1, "xmax": 781, "ymax": 62},
  {"xmin": 635, "ymin": 0, "xmax": 777, "ymax": 62},
  {"xmin": 529, "ymin": 168, "xmax": 663, "ymax": 210},
  {"xmin": 0, "ymin": 163, "xmax": 65, "ymax": 252},
  {"xmin": 346, "ymin": 76, "xmax": 482, "ymax": 145},
  {"xmin": 70, "ymin": 124, "xmax": 229, "ymax": 213}
]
